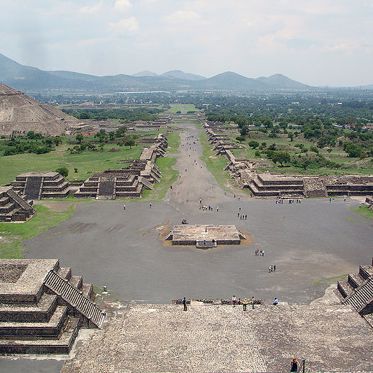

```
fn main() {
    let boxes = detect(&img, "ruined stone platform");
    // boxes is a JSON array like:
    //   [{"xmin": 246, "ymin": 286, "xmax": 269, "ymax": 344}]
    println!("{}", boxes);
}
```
[
  {"xmin": 166, "ymin": 225, "xmax": 245, "ymax": 247},
  {"xmin": 62, "ymin": 301, "xmax": 373, "ymax": 373}
]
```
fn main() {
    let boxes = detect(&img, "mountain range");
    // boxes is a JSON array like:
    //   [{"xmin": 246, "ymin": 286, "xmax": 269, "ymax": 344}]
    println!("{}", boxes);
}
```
[{"xmin": 0, "ymin": 52, "xmax": 371, "ymax": 93}]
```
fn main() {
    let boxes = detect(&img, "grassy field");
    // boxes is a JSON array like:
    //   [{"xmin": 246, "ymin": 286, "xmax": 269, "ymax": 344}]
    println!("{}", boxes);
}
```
[
  {"xmin": 168, "ymin": 104, "xmax": 198, "ymax": 114},
  {"xmin": 353, "ymin": 205, "xmax": 373, "ymax": 220},
  {"xmin": 0, "ymin": 144, "xmax": 143, "ymax": 186},
  {"xmin": 199, "ymin": 126, "xmax": 233, "ymax": 191},
  {"xmin": 0, "ymin": 204, "xmax": 76, "ymax": 259}
]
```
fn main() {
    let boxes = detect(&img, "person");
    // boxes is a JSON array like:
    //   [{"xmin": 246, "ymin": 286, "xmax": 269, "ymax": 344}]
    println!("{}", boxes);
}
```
[
  {"xmin": 290, "ymin": 357, "xmax": 299, "ymax": 372},
  {"xmin": 216, "ymin": 206, "xmax": 219, "ymax": 212},
  {"xmin": 273, "ymin": 264, "xmax": 276, "ymax": 272},
  {"xmin": 268, "ymin": 265, "xmax": 272, "ymax": 273},
  {"xmin": 182, "ymin": 297, "xmax": 187, "ymax": 311},
  {"xmin": 251, "ymin": 296, "xmax": 255, "ymax": 309},
  {"xmin": 149, "ymin": 202, "xmax": 152, "ymax": 208},
  {"xmin": 242, "ymin": 298, "xmax": 248, "ymax": 311},
  {"xmin": 232, "ymin": 295, "xmax": 237, "ymax": 307},
  {"xmin": 123, "ymin": 204, "xmax": 126, "ymax": 210},
  {"xmin": 273, "ymin": 297, "xmax": 279, "ymax": 305}
]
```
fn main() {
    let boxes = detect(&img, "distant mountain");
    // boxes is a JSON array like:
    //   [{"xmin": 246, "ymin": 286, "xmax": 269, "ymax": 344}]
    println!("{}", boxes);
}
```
[
  {"xmin": 257, "ymin": 74, "xmax": 309, "ymax": 90},
  {"xmin": 0, "ymin": 52, "xmax": 314, "ymax": 93},
  {"xmin": 132, "ymin": 71, "xmax": 158, "ymax": 77},
  {"xmin": 196, "ymin": 71, "xmax": 266, "ymax": 90},
  {"xmin": 161, "ymin": 70, "xmax": 205, "ymax": 81}
]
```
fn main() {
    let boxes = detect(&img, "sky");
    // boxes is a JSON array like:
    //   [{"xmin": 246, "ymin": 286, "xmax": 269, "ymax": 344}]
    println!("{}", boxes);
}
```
[{"xmin": 0, "ymin": 0, "xmax": 372, "ymax": 86}]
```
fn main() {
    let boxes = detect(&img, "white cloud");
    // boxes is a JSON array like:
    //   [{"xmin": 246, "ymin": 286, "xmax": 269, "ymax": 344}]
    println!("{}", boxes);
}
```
[
  {"xmin": 114, "ymin": 0, "xmax": 132, "ymax": 12},
  {"xmin": 166, "ymin": 10, "xmax": 201, "ymax": 23},
  {"xmin": 109, "ymin": 16, "xmax": 139, "ymax": 33}
]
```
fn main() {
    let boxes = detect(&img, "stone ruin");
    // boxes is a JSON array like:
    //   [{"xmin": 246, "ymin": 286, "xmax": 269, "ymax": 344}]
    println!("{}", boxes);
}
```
[
  {"xmin": 0, "ymin": 259, "xmax": 105, "ymax": 354},
  {"xmin": 204, "ymin": 122, "xmax": 373, "ymax": 198},
  {"xmin": 11, "ymin": 171, "xmax": 71, "ymax": 200},
  {"xmin": 166, "ymin": 225, "xmax": 246, "ymax": 248},
  {"xmin": 336, "ymin": 258, "xmax": 373, "ymax": 328},
  {"xmin": 0, "ymin": 186, "xmax": 35, "ymax": 222},
  {"xmin": 75, "ymin": 134, "xmax": 167, "ymax": 199}
]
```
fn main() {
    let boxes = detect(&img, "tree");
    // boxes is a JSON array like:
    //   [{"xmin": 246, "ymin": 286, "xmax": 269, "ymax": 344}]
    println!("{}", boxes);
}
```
[
  {"xmin": 76, "ymin": 134, "xmax": 84, "ymax": 144},
  {"xmin": 344, "ymin": 143, "xmax": 363, "ymax": 158},
  {"xmin": 248, "ymin": 140, "xmax": 259, "ymax": 149},
  {"xmin": 56, "ymin": 167, "xmax": 69, "ymax": 177},
  {"xmin": 271, "ymin": 152, "xmax": 291, "ymax": 166}
]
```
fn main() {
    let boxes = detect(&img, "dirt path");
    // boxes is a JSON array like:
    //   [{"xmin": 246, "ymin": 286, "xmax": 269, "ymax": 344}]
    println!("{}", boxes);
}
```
[{"xmin": 166, "ymin": 121, "xmax": 230, "ymax": 211}]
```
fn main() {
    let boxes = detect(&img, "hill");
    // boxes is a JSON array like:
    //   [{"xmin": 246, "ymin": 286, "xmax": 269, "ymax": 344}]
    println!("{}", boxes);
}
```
[
  {"xmin": 0, "ymin": 83, "xmax": 79, "ymax": 136},
  {"xmin": 0, "ymin": 52, "xmax": 312, "ymax": 93},
  {"xmin": 161, "ymin": 70, "xmax": 205, "ymax": 81}
]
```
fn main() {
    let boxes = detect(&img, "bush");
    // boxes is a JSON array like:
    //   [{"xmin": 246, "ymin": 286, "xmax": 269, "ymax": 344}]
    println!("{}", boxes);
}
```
[
  {"xmin": 248, "ymin": 140, "xmax": 259, "ymax": 149},
  {"xmin": 56, "ymin": 167, "xmax": 69, "ymax": 177}
]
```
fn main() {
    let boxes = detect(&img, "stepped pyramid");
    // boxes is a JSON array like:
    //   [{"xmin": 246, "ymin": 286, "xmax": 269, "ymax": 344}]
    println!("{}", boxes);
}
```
[
  {"xmin": 0, "ymin": 186, "xmax": 34, "ymax": 222},
  {"xmin": 0, "ymin": 259, "xmax": 105, "ymax": 354},
  {"xmin": 11, "ymin": 171, "xmax": 70, "ymax": 200},
  {"xmin": 0, "ymin": 83, "xmax": 79, "ymax": 136}
]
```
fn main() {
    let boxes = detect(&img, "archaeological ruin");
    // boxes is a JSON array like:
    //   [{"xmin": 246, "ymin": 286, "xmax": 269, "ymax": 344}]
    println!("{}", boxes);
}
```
[
  {"xmin": 166, "ymin": 225, "xmax": 246, "ymax": 248},
  {"xmin": 0, "ymin": 186, "xmax": 34, "ymax": 222},
  {"xmin": 11, "ymin": 172, "xmax": 71, "ymax": 200},
  {"xmin": 0, "ymin": 259, "xmax": 105, "ymax": 354}
]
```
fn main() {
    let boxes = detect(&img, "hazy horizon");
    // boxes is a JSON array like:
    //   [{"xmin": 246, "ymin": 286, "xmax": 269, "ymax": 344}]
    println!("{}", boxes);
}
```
[{"xmin": 1, "ymin": 0, "xmax": 373, "ymax": 87}]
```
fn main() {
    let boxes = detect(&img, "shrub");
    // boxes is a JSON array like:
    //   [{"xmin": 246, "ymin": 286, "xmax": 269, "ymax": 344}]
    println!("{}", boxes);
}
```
[{"xmin": 56, "ymin": 167, "xmax": 69, "ymax": 177}]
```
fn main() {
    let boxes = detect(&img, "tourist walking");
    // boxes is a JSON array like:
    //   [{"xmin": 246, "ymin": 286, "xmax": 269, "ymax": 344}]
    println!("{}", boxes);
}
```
[
  {"xmin": 273, "ymin": 297, "xmax": 279, "ymax": 305},
  {"xmin": 273, "ymin": 265, "xmax": 276, "ymax": 272},
  {"xmin": 123, "ymin": 204, "xmax": 126, "ymax": 211},
  {"xmin": 182, "ymin": 297, "xmax": 187, "ymax": 311}
]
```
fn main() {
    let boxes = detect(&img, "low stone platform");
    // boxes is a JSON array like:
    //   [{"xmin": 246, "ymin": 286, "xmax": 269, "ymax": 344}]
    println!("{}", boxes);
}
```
[
  {"xmin": 62, "ymin": 301, "xmax": 373, "ymax": 373},
  {"xmin": 166, "ymin": 225, "xmax": 245, "ymax": 246}
]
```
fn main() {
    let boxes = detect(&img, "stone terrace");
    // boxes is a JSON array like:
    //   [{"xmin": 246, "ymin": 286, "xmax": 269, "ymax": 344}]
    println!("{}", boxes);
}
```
[
  {"xmin": 62, "ymin": 301, "xmax": 373, "ymax": 373},
  {"xmin": 0, "ymin": 259, "xmax": 104, "ymax": 355}
]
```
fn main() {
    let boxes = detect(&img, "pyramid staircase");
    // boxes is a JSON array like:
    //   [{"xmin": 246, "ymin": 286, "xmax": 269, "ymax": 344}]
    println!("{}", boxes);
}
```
[
  {"xmin": 0, "ymin": 187, "xmax": 34, "ymax": 222},
  {"xmin": 337, "ymin": 260, "xmax": 373, "ymax": 326}
]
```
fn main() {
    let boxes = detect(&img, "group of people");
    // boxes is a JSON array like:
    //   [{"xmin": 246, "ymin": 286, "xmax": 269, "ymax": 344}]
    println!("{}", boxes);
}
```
[
  {"xmin": 254, "ymin": 249, "xmax": 265, "ymax": 256},
  {"xmin": 276, "ymin": 198, "xmax": 302, "ymax": 204},
  {"xmin": 268, "ymin": 264, "xmax": 277, "ymax": 272}
]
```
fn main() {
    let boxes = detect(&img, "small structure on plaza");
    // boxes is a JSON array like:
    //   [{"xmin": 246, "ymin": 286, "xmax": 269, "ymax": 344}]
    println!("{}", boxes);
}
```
[
  {"xmin": 0, "ymin": 259, "xmax": 105, "ymax": 354},
  {"xmin": 11, "ymin": 171, "xmax": 71, "ymax": 200},
  {"xmin": 166, "ymin": 225, "xmax": 246, "ymax": 248},
  {"xmin": 336, "ymin": 258, "xmax": 373, "ymax": 327},
  {"xmin": 0, "ymin": 186, "xmax": 35, "ymax": 222}
]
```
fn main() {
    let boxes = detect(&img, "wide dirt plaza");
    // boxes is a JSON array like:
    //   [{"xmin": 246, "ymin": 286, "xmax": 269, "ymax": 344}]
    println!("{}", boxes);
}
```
[{"xmin": 1, "ymin": 121, "xmax": 373, "ymax": 372}]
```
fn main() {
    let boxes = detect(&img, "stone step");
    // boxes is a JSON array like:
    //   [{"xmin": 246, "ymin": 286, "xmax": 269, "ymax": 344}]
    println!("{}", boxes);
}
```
[
  {"xmin": 82, "ymin": 283, "xmax": 93, "ymax": 300},
  {"xmin": 0, "ymin": 316, "xmax": 80, "ymax": 354},
  {"xmin": 58, "ymin": 267, "xmax": 72, "ymax": 281},
  {"xmin": 0, "ymin": 306, "xmax": 67, "ymax": 337},
  {"xmin": 348, "ymin": 273, "xmax": 365, "ymax": 289},
  {"xmin": 0, "ymin": 293, "xmax": 58, "ymax": 322},
  {"xmin": 337, "ymin": 280, "xmax": 354, "ymax": 298},
  {"xmin": 359, "ymin": 265, "xmax": 373, "ymax": 280},
  {"xmin": 69, "ymin": 275, "xmax": 83, "ymax": 290}
]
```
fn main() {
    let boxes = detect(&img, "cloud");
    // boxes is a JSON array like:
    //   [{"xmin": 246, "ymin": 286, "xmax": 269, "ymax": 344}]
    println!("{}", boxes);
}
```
[
  {"xmin": 114, "ymin": 0, "xmax": 132, "ymax": 12},
  {"xmin": 79, "ymin": 2, "xmax": 103, "ymax": 14},
  {"xmin": 109, "ymin": 16, "xmax": 139, "ymax": 33},
  {"xmin": 166, "ymin": 10, "xmax": 201, "ymax": 23}
]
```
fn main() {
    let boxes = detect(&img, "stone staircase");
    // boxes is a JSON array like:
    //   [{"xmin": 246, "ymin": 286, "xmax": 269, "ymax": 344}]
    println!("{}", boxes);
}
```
[
  {"xmin": 24, "ymin": 176, "xmax": 43, "ymax": 200},
  {"xmin": 98, "ymin": 177, "xmax": 115, "ymax": 199},
  {"xmin": 44, "ymin": 270, "xmax": 105, "ymax": 328},
  {"xmin": 0, "ymin": 186, "xmax": 34, "ymax": 222},
  {"xmin": 337, "ymin": 261, "xmax": 373, "ymax": 320}
]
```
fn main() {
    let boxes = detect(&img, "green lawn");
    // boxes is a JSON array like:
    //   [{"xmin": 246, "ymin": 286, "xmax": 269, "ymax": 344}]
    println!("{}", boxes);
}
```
[
  {"xmin": 0, "ymin": 144, "xmax": 143, "ymax": 185},
  {"xmin": 166, "ymin": 130, "xmax": 181, "ymax": 153},
  {"xmin": 168, "ymin": 104, "xmax": 198, "ymax": 114},
  {"xmin": 353, "ymin": 205, "xmax": 373, "ymax": 220},
  {"xmin": 0, "ymin": 204, "xmax": 75, "ymax": 258}
]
